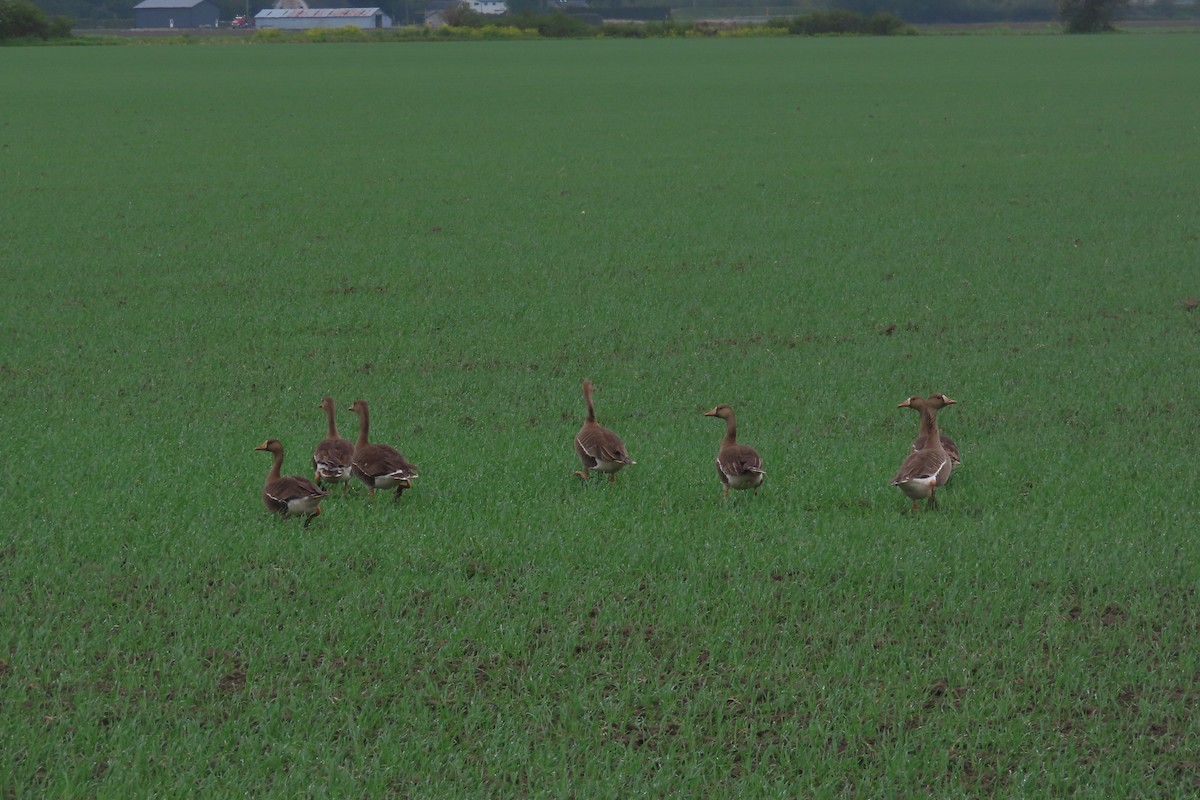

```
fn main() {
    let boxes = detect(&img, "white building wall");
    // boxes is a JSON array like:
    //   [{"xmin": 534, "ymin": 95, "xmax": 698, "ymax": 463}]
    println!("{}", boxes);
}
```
[{"xmin": 467, "ymin": 0, "xmax": 507, "ymax": 14}]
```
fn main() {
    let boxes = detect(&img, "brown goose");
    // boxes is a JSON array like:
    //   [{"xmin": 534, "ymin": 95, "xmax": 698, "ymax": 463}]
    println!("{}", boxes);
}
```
[
  {"xmin": 704, "ymin": 404, "xmax": 765, "ymax": 499},
  {"xmin": 312, "ymin": 396, "xmax": 354, "ymax": 490},
  {"xmin": 255, "ymin": 439, "xmax": 329, "ymax": 527},
  {"xmin": 347, "ymin": 399, "xmax": 419, "ymax": 501},
  {"xmin": 890, "ymin": 395, "xmax": 954, "ymax": 511},
  {"xmin": 909, "ymin": 392, "xmax": 961, "ymax": 468},
  {"xmin": 573, "ymin": 379, "xmax": 636, "ymax": 482}
]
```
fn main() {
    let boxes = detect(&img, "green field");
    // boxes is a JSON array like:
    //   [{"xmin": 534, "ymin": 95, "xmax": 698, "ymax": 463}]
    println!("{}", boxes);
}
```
[{"xmin": 3, "ymin": 35, "xmax": 1200, "ymax": 796}]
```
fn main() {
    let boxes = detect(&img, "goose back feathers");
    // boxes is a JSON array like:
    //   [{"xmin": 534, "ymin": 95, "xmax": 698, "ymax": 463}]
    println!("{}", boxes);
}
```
[{"xmin": 574, "ymin": 380, "xmax": 636, "ymax": 482}]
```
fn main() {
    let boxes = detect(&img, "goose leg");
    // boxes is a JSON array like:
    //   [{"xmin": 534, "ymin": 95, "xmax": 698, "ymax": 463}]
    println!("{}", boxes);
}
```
[{"xmin": 573, "ymin": 469, "xmax": 590, "ymax": 480}]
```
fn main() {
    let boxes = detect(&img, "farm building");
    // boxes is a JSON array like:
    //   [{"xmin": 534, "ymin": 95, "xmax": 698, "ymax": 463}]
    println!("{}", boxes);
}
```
[
  {"xmin": 467, "ymin": 0, "xmax": 507, "ymax": 13},
  {"xmin": 254, "ymin": 7, "xmax": 393, "ymax": 28},
  {"xmin": 424, "ymin": 0, "xmax": 508, "ymax": 26},
  {"xmin": 133, "ymin": 0, "xmax": 219, "ymax": 28}
]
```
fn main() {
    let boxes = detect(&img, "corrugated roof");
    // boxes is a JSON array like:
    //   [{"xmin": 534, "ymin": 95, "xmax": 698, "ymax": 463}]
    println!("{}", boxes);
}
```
[
  {"xmin": 255, "ymin": 7, "xmax": 383, "ymax": 17},
  {"xmin": 133, "ymin": 0, "xmax": 210, "ymax": 8}
]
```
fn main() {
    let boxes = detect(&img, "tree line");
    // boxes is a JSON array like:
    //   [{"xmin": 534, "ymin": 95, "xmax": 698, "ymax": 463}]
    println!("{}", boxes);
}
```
[
  {"xmin": 17, "ymin": 0, "xmax": 1178, "ymax": 32},
  {"xmin": 2, "ymin": 0, "xmax": 73, "ymax": 37}
]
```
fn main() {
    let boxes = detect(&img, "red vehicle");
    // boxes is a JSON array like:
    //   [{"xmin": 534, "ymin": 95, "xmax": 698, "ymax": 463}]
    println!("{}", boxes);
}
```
[{"xmin": 231, "ymin": 14, "xmax": 253, "ymax": 27}]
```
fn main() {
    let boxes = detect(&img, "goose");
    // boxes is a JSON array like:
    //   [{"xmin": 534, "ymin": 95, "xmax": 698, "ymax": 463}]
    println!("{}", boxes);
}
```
[
  {"xmin": 703, "ymin": 404, "xmax": 765, "ymax": 499},
  {"xmin": 347, "ymin": 399, "xmax": 419, "ymax": 502},
  {"xmin": 891, "ymin": 395, "xmax": 954, "ymax": 511},
  {"xmin": 255, "ymin": 439, "xmax": 329, "ymax": 527},
  {"xmin": 312, "ymin": 396, "xmax": 354, "ymax": 490},
  {"xmin": 573, "ymin": 379, "xmax": 636, "ymax": 482},
  {"xmin": 910, "ymin": 393, "xmax": 961, "ymax": 469}
]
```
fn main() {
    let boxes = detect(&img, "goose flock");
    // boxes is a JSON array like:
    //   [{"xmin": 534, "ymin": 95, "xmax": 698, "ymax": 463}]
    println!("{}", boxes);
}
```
[
  {"xmin": 255, "ymin": 398, "xmax": 418, "ymax": 527},
  {"xmin": 255, "ymin": 383, "xmax": 959, "ymax": 526}
]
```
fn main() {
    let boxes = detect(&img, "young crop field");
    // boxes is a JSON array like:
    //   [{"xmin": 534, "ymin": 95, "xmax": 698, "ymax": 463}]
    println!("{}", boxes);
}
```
[{"xmin": 2, "ymin": 34, "xmax": 1200, "ymax": 796}]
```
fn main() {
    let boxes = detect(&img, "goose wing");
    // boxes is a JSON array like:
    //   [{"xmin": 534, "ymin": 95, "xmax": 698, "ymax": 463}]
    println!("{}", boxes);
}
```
[
  {"xmin": 266, "ymin": 475, "xmax": 329, "ymax": 504},
  {"xmin": 576, "ymin": 424, "xmax": 635, "ymax": 466},
  {"xmin": 911, "ymin": 434, "xmax": 961, "ymax": 465},
  {"xmin": 891, "ymin": 449, "xmax": 950, "ymax": 487},
  {"xmin": 354, "ymin": 443, "xmax": 419, "ymax": 480},
  {"xmin": 717, "ymin": 444, "xmax": 764, "ymax": 481},
  {"xmin": 313, "ymin": 437, "xmax": 354, "ymax": 476}
]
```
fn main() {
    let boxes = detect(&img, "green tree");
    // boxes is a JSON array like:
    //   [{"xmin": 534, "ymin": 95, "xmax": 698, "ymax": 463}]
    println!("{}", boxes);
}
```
[
  {"xmin": 505, "ymin": 0, "xmax": 541, "ymax": 13},
  {"xmin": 1, "ymin": 0, "xmax": 46, "ymax": 37},
  {"xmin": 443, "ymin": 1, "xmax": 484, "ymax": 25},
  {"xmin": 1058, "ymin": 0, "xmax": 1127, "ymax": 30},
  {"xmin": 0, "ymin": 0, "xmax": 73, "ymax": 38}
]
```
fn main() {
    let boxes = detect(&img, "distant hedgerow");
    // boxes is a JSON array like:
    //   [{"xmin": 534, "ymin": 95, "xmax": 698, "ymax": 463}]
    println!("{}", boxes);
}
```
[
  {"xmin": 502, "ymin": 10, "xmax": 595, "ymax": 37},
  {"xmin": 435, "ymin": 23, "xmax": 532, "ymax": 38},
  {"xmin": 304, "ymin": 25, "xmax": 368, "ymax": 42},
  {"xmin": 774, "ymin": 9, "xmax": 913, "ymax": 35},
  {"xmin": 242, "ymin": 8, "xmax": 912, "ymax": 43},
  {"xmin": 599, "ymin": 21, "xmax": 650, "ymax": 38},
  {"xmin": 445, "ymin": 7, "xmax": 595, "ymax": 36},
  {"xmin": 600, "ymin": 20, "xmax": 695, "ymax": 38}
]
